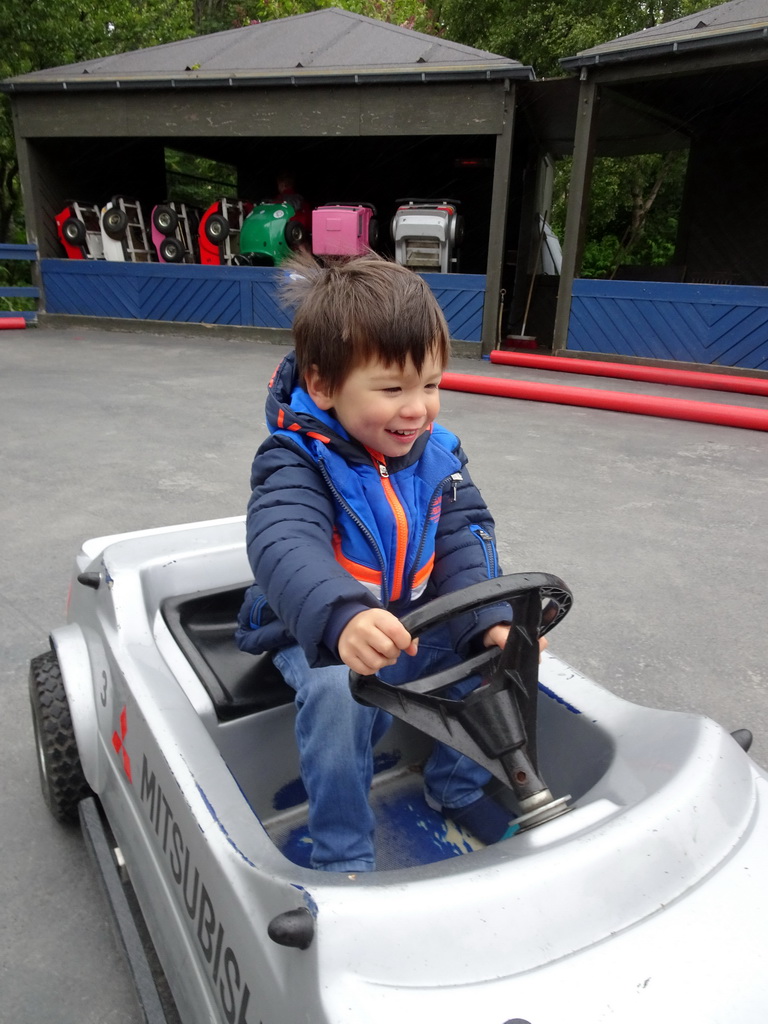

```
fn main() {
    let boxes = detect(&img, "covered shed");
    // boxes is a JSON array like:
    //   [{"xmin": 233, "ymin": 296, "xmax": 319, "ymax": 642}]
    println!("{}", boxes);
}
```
[
  {"xmin": 552, "ymin": 0, "xmax": 768, "ymax": 371},
  {"xmin": 2, "ymin": 8, "xmax": 548, "ymax": 353}
]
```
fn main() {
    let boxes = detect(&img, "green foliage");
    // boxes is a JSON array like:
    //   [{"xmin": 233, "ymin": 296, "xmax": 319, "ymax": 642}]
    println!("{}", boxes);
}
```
[
  {"xmin": 437, "ymin": 0, "xmax": 617, "ymax": 76},
  {"xmin": 322, "ymin": 0, "xmax": 441, "ymax": 33},
  {"xmin": 579, "ymin": 234, "xmax": 621, "ymax": 279},
  {"xmin": 165, "ymin": 149, "xmax": 238, "ymax": 207},
  {"xmin": 436, "ymin": 0, "xmax": 725, "ymax": 75},
  {"xmin": 0, "ymin": 0, "xmax": 192, "ymax": 78},
  {"xmin": 0, "ymin": 105, "xmax": 19, "ymax": 243},
  {"xmin": 222, "ymin": 0, "xmax": 440, "ymax": 33},
  {"xmin": 191, "ymin": 0, "xmax": 438, "ymax": 34},
  {"xmin": 0, "ymin": 0, "xmax": 195, "ymax": 241},
  {"xmin": 0, "ymin": 225, "xmax": 35, "ymax": 312},
  {"xmin": 553, "ymin": 151, "xmax": 687, "ymax": 278}
]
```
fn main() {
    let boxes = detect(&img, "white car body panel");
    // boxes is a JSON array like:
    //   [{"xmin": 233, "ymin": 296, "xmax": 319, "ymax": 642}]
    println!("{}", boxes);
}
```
[{"xmin": 48, "ymin": 517, "xmax": 768, "ymax": 1023}]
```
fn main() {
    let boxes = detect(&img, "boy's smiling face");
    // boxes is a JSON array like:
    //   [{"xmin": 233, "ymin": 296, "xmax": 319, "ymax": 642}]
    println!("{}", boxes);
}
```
[{"xmin": 307, "ymin": 349, "xmax": 443, "ymax": 458}]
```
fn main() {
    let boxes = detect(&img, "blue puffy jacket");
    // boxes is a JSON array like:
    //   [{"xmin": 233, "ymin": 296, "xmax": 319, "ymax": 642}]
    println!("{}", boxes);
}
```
[{"xmin": 236, "ymin": 353, "xmax": 510, "ymax": 666}]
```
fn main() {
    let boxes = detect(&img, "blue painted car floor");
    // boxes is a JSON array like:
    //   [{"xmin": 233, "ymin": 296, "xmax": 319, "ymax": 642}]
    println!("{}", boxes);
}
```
[{"xmin": 268, "ymin": 768, "xmax": 484, "ymax": 871}]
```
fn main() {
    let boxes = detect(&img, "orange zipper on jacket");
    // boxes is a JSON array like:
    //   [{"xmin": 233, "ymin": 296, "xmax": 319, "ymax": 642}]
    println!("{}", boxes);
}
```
[{"xmin": 367, "ymin": 448, "xmax": 409, "ymax": 601}]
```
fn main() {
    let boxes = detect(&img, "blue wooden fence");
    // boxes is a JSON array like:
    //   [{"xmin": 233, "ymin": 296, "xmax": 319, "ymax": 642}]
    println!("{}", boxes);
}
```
[
  {"xmin": 421, "ymin": 272, "xmax": 485, "ymax": 344},
  {"xmin": 0, "ymin": 243, "xmax": 40, "ymax": 323},
  {"xmin": 568, "ymin": 279, "xmax": 768, "ymax": 371},
  {"xmin": 40, "ymin": 260, "xmax": 486, "ymax": 343}
]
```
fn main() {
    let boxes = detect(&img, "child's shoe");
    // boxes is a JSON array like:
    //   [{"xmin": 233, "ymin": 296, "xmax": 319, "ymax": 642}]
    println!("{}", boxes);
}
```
[{"xmin": 435, "ymin": 794, "xmax": 517, "ymax": 845}]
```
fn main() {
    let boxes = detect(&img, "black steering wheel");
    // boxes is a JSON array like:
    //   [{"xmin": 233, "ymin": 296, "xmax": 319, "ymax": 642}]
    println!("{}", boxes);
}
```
[{"xmin": 349, "ymin": 573, "xmax": 573, "ymax": 827}]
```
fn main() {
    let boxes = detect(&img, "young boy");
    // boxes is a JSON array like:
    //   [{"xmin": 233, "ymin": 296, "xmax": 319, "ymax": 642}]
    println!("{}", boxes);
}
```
[{"xmin": 236, "ymin": 255, "xmax": 516, "ymax": 872}]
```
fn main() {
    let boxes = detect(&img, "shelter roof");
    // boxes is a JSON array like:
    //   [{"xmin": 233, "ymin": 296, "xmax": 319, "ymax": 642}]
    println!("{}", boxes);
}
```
[
  {"xmin": 562, "ymin": 0, "xmax": 768, "ymax": 69},
  {"xmin": 1, "ymin": 7, "xmax": 530, "ymax": 93}
]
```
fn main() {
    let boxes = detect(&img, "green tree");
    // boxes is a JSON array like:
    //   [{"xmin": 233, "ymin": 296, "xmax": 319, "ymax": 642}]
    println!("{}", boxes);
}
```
[
  {"xmin": 222, "ymin": 0, "xmax": 440, "ymax": 33},
  {"xmin": 555, "ymin": 151, "xmax": 688, "ymax": 278},
  {"xmin": 436, "ymin": 0, "xmax": 723, "ymax": 77},
  {"xmin": 0, "ymin": 0, "xmax": 194, "ymax": 242}
]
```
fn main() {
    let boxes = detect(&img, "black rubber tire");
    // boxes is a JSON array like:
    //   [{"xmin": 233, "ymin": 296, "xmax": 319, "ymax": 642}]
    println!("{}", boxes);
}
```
[
  {"xmin": 204, "ymin": 213, "xmax": 229, "ymax": 243},
  {"xmin": 159, "ymin": 237, "xmax": 185, "ymax": 263},
  {"xmin": 152, "ymin": 204, "xmax": 178, "ymax": 235},
  {"xmin": 368, "ymin": 218, "xmax": 379, "ymax": 250},
  {"xmin": 62, "ymin": 217, "xmax": 86, "ymax": 245},
  {"xmin": 29, "ymin": 650, "xmax": 90, "ymax": 824},
  {"xmin": 103, "ymin": 206, "xmax": 128, "ymax": 240},
  {"xmin": 284, "ymin": 220, "xmax": 305, "ymax": 248}
]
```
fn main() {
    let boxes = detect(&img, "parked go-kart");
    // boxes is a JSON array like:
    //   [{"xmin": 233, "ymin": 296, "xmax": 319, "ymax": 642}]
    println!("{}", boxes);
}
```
[
  {"xmin": 234, "ymin": 201, "xmax": 308, "ymax": 267},
  {"xmin": 198, "ymin": 198, "xmax": 253, "ymax": 266},
  {"xmin": 392, "ymin": 198, "xmax": 463, "ymax": 273},
  {"xmin": 100, "ymin": 196, "xmax": 155, "ymax": 262},
  {"xmin": 55, "ymin": 202, "xmax": 105, "ymax": 260},
  {"xmin": 150, "ymin": 202, "xmax": 202, "ymax": 264},
  {"xmin": 312, "ymin": 203, "xmax": 379, "ymax": 257},
  {"xmin": 29, "ymin": 516, "xmax": 768, "ymax": 1023}
]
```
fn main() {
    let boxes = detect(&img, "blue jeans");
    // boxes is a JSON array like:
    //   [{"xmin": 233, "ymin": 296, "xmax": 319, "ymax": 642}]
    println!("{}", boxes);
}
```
[{"xmin": 274, "ymin": 625, "xmax": 491, "ymax": 872}]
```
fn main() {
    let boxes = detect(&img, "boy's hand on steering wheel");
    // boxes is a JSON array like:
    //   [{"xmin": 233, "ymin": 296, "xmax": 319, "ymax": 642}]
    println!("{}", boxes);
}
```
[
  {"xmin": 338, "ymin": 608, "xmax": 418, "ymax": 675},
  {"xmin": 483, "ymin": 623, "xmax": 548, "ymax": 660}
]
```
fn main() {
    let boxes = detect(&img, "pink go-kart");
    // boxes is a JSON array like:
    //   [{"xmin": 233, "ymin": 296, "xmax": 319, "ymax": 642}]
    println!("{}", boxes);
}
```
[
  {"xmin": 150, "ymin": 203, "xmax": 201, "ymax": 264},
  {"xmin": 312, "ymin": 203, "xmax": 378, "ymax": 257}
]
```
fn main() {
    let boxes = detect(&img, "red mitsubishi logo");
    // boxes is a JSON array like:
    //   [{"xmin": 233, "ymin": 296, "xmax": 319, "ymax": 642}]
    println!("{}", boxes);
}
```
[{"xmin": 112, "ymin": 706, "xmax": 132, "ymax": 783}]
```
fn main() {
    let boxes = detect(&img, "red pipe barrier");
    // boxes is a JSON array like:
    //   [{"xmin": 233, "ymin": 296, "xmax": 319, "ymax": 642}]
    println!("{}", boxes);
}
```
[
  {"xmin": 490, "ymin": 349, "xmax": 768, "ymax": 397},
  {"xmin": 0, "ymin": 317, "xmax": 27, "ymax": 330},
  {"xmin": 441, "ymin": 372, "xmax": 768, "ymax": 433}
]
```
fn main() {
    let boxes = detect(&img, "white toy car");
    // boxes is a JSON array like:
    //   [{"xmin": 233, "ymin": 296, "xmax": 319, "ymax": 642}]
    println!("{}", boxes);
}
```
[
  {"xmin": 100, "ymin": 196, "xmax": 155, "ymax": 262},
  {"xmin": 28, "ymin": 517, "xmax": 768, "ymax": 1023},
  {"xmin": 392, "ymin": 199, "xmax": 463, "ymax": 273}
]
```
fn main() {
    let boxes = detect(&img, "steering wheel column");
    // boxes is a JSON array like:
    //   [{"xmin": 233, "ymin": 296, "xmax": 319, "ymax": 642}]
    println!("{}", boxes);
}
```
[{"xmin": 350, "ymin": 574, "xmax": 573, "ymax": 833}]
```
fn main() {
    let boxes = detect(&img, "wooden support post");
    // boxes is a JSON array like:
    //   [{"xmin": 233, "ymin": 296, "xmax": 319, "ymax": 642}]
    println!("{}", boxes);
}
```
[
  {"xmin": 481, "ymin": 82, "xmax": 517, "ymax": 356},
  {"xmin": 552, "ymin": 75, "xmax": 600, "ymax": 354}
]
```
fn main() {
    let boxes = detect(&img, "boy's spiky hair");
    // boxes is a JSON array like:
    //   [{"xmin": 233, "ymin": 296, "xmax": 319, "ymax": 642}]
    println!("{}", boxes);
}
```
[{"xmin": 281, "ymin": 253, "xmax": 451, "ymax": 394}]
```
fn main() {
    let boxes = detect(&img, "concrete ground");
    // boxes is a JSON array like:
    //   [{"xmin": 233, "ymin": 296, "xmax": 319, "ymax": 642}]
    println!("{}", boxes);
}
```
[{"xmin": 1, "ymin": 324, "xmax": 767, "ymax": 1022}]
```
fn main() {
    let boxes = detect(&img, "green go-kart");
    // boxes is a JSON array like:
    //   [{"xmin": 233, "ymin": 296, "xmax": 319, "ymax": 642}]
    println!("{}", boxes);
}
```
[{"xmin": 234, "ymin": 202, "xmax": 308, "ymax": 267}]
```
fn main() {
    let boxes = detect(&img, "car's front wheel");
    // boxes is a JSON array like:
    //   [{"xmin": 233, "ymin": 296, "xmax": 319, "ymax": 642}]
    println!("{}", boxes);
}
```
[
  {"xmin": 204, "ymin": 213, "xmax": 230, "ymax": 243},
  {"xmin": 62, "ymin": 217, "xmax": 87, "ymax": 245},
  {"xmin": 284, "ymin": 219, "xmax": 305, "ymax": 248},
  {"xmin": 29, "ymin": 650, "xmax": 90, "ymax": 823},
  {"xmin": 152, "ymin": 204, "xmax": 178, "ymax": 235},
  {"xmin": 102, "ymin": 206, "xmax": 128, "ymax": 240}
]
